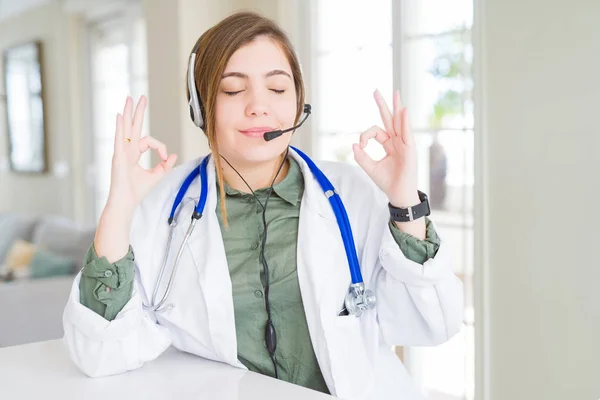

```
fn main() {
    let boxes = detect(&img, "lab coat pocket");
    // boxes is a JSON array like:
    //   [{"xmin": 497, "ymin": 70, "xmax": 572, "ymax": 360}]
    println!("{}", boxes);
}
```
[{"xmin": 327, "ymin": 315, "xmax": 374, "ymax": 399}]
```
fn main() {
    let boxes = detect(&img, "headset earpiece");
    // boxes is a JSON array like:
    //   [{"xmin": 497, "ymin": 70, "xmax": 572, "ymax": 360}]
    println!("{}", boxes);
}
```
[{"xmin": 187, "ymin": 45, "xmax": 205, "ymax": 129}]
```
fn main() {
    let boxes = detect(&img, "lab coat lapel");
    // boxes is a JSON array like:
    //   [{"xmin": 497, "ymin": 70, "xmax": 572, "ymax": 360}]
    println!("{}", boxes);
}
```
[
  {"xmin": 290, "ymin": 150, "xmax": 349, "ymax": 315},
  {"xmin": 179, "ymin": 156, "xmax": 241, "ymax": 368},
  {"xmin": 290, "ymin": 149, "xmax": 371, "ymax": 397}
]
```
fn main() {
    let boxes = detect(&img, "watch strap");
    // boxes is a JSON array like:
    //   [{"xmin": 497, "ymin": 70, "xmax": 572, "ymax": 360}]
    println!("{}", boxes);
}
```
[{"xmin": 388, "ymin": 191, "xmax": 431, "ymax": 222}]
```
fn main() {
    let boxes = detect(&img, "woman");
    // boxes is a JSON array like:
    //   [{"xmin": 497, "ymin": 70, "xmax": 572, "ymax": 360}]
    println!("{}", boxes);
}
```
[{"xmin": 63, "ymin": 11, "xmax": 463, "ymax": 400}]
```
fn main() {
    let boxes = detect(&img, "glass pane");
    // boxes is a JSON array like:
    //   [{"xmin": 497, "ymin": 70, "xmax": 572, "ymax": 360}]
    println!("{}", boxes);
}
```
[
  {"xmin": 402, "ymin": 0, "xmax": 473, "ymax": 36},
  {"xmin": 427, "ymin": 129, "xmax": 474, "ymax": 211},
  {"xmin": 4, "ymin": 43, "xmax": 46, "ymax": 172},
  {"xmin": 403, "ymin": 34, "xmax": 473, "ymax": 130},
  {"xmin": 316, "ymin": 46, "xmax": 393, "ymax": 136},
  {"xmin": 317, "ymin": 0, "xmax": 391, "ymax": 52},
  {"xmin": 92, "ymin": 43, "xmax": 129, "ymax": 84}
]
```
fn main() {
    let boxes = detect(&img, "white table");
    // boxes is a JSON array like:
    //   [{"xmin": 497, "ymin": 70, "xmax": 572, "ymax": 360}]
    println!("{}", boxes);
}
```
[{"xmin": 0, "ymin": 339, "xmax": 336, "ymax": 399}]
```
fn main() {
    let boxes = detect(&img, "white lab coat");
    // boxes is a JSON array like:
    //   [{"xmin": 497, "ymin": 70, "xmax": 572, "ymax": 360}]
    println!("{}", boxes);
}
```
[{"xmin": 62, "ymin": 148, "xmax": 463, "ymax": 400}]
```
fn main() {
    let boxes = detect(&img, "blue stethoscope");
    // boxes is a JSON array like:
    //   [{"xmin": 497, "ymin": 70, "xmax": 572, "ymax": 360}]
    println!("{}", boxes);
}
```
[{"xmin": 142, "ymin": 146, "xmax": 376, "ymax": 317}]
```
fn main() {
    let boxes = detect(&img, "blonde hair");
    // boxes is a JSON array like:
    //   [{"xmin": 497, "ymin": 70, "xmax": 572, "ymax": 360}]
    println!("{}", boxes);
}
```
[{"xmin": 186, "ymin": 11, "xmax": 306, "ymax": 228}]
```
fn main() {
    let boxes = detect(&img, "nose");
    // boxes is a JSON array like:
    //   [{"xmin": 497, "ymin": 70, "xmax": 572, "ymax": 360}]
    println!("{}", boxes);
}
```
[{"xmin": 244, "ymin": 88, "xmax": 269, "ymax": 118}]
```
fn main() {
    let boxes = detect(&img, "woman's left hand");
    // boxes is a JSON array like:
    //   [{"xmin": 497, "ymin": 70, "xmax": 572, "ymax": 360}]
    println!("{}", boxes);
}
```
[{"xmin": 353, "ymin": 89, "xmax": 420, "ymax": 208}]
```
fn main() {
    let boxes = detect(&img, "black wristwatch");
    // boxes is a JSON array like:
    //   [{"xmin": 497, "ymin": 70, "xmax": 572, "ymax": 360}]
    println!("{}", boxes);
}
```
[{"xmin": 388, "ymin": 191, "xmax": 431, "ymax": 222}]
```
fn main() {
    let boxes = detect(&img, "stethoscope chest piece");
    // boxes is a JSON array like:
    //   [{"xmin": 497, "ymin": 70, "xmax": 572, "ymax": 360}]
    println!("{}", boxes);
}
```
[{"xmin": 344, "ymin": 282, "xmax": 377, "ymax": 318}]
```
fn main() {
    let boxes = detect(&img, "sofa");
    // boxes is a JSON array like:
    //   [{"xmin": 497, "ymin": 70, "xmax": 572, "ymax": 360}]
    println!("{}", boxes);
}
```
[{"xmin": 0, "ymin": 213, "xmax": 95, "ymax": 347}]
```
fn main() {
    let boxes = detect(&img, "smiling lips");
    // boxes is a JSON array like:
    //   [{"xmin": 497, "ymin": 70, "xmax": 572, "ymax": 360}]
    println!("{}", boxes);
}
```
[{"xmin": 239, "ymin": 126, "xmax": 277, "ymax": 138}]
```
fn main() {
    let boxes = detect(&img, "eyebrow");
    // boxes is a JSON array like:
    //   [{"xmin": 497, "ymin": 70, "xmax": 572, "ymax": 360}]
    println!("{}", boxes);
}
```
[{"xmin": 221, "ymin": 70, "xmax": 292, "ymax": 80}]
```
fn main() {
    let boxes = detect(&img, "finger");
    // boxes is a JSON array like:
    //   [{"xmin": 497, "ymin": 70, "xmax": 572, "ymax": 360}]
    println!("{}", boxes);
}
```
[
  {"xmin": 393, "ymin": 90, "xmax": 403, "ymax": 143},
  {"xmin": 151, "ymin": 154, "xmax": 178, "ymax": 175},
  {"xmin": 131, "ymin": 95, "xmax": 147, "ymax": 142},
  {"xmin": 164, "ymin": 153, "xmax": 178, "ymax": 170},
  {"xmin": 359, "ymin": 125, "xmax": 390, "ymax": 148},
  {"xmin": 401, "ymin": 107, "xmax": 414, "ymax": 146},
  {"xmin": 352, "ymin": 143, "xmax": 377, "ymax": 175},
  {"xmin": 122, "ymin": 96, "xmax": 133, "ymax": 140},
  {"xmin": 114, "ymin": 113, "xmax": 124, "ymax": 152},
  {"xmin": 138, "ymin": 136, "xmax": 168, "ymax": 161},
  {"xmin": 374, "ymin": 89, "xmax": 396, "ymax": 137}
]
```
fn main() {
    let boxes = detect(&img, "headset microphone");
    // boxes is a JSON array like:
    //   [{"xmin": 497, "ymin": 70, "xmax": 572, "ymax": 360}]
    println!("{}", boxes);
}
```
[{"xmin": 263, "ymin": 104, "xmax": 312, "ymax": 141}]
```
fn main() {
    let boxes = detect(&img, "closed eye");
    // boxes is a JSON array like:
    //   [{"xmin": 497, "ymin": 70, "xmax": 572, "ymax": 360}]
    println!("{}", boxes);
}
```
[{"xmin": 224, "ymin": 89, "xmax": 285, "ymax": 96}]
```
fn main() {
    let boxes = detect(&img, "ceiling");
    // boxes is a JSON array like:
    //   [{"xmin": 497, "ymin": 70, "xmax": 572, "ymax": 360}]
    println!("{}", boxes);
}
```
[{"xmin": 0, "ymin": 0, "xmax": 54, "ymax": 22}]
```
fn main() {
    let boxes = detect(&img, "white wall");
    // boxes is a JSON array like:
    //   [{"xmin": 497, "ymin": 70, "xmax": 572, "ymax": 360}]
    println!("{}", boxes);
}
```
[
  {"xmin": 478, "ymin": 0, "xmax": 600, "ymax": 398},
  {"xmin": 0, "ymin": 0, "xmax": 53, "ymax": 22}
]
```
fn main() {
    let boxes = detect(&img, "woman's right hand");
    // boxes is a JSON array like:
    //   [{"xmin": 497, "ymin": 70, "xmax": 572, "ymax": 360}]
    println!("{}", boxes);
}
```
[{"xmin": 107, "ymin": 96, "xmax": 178, "ymax": 213}]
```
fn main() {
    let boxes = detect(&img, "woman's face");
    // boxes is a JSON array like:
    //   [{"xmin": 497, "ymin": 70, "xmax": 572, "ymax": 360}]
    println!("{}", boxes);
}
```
[{"xmin": 214, "ymin": 35, "xmax": 297, "ymax": 166}]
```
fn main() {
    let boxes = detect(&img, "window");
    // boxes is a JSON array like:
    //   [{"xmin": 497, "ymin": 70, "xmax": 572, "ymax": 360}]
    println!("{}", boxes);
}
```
[
  {"xmin": 313, "ymin": 1, "xmax": 474, "ymax": 398},
  {"xmin": 86, "ymin": 7, "xmax": 149, "ymax": 221},
  {"xmin": 314, "ymin": 0, "xmax": 393, "ymax": 162}
]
